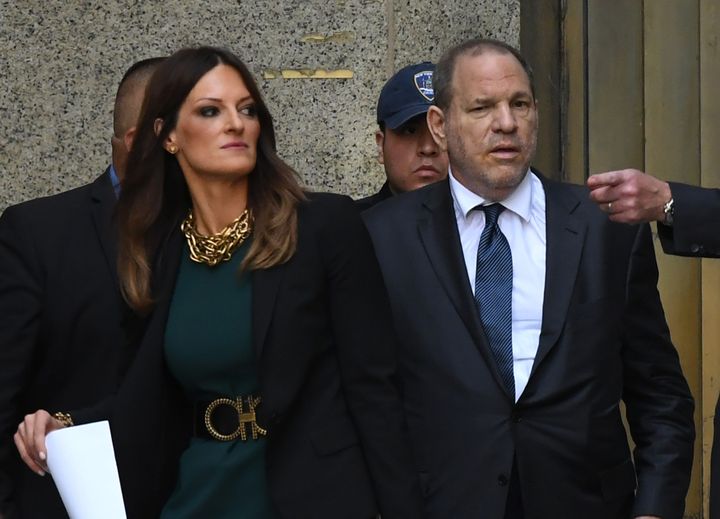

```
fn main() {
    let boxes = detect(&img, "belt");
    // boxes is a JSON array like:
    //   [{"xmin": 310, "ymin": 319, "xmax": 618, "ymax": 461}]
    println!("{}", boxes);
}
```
[{"xmin": 193, "ymin": 394, "xmax": 267, "ymax": 442}]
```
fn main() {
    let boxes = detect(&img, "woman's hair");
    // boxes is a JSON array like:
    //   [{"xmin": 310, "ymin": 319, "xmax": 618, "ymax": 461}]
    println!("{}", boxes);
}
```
[{"xmin": 117, "ymin": 46, "xmax": 305, "ymax": 313}]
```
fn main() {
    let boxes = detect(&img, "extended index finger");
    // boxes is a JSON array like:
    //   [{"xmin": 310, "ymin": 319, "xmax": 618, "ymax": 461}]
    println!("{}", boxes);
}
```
[{"xmin": 587, "ymin": 170, "xmax": 624, "ymax": 190}]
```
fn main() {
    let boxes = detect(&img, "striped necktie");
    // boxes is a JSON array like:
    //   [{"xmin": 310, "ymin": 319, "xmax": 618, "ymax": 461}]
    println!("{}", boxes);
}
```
[{"xmin": 475, "ymin": 204, "xmax": 515, "ymax": 396}]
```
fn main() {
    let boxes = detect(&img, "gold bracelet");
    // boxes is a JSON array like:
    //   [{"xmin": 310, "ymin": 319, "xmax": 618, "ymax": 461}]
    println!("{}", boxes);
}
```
[{"xmin": 52, "ymin": 412, "xmax": 74, "ymax": 428}]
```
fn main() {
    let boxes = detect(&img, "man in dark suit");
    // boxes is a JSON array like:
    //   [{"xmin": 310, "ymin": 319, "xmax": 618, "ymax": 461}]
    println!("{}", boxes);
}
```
[
  {"xmin": 356, "ymin": 62, "xmax": 448, "ymax": 210},
  {"xmin": 0, "ymin": 57, "xmax": 163, "ymax": 518},
  {"xmin": 588, "ymin": 168, "xmax": 720, "ymax": 517},
  {"xmin": 364, "ymin": 38, "xmax": 695, "ymax": 519}
]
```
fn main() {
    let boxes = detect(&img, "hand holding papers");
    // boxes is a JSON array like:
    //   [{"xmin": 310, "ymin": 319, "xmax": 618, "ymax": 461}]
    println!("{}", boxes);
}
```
[{"xmin": 46, "ymin": 421, "xmax": 126, "ymax": 519}]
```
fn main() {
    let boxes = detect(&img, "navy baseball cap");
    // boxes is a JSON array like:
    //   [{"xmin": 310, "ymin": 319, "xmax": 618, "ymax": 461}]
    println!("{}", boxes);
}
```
[{"xmin": 377, "ymin": 62, "xmax": 436, "ymax": 130}]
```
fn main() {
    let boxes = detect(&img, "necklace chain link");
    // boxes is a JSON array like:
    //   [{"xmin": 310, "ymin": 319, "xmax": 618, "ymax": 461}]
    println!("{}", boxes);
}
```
[{"xmin": 181, "ymin": 209, "xmax": 253, "ymax": 266}]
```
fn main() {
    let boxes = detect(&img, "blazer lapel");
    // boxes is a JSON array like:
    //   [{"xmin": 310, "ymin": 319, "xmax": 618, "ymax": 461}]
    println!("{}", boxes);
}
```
[
  {"xmin": 251, "ymin": 263, "xmax": 284, "ymax": 358},
  {"xmin": 90, "ymin": 170, "xmax": 120, "ymax": 289},
  {"xmin": 417, "ymin": 181, "xmax": 512, "ymax": 398},
  {"xmin": 531, "ymin": 178, "xmax": 586, "ymax": 376}
]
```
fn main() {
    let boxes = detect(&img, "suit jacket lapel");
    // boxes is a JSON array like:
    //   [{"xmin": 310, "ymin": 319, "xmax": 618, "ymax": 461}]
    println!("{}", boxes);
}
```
[
  {"xmin": 531, "ymin": 177, "xmax": 586, "ymax": 376},
  {"xmin": 417, "ymin": 181, "xmax": 512, "ymax": 398},
  {"xmin": 251, "ymin": 263, "xmax": 284, "ymax": 358},
  {"xmin": 90, "ymin": 170, "xmax": 120, "ymax": 290}
]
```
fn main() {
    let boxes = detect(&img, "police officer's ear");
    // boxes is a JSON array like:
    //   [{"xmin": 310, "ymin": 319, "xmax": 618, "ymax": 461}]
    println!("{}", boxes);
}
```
[
  {"xmin": 375, "ymin": 130, "xmax": 385, "ymax": 165},
  {"xmin": 427, "ymin": 106, "xmax": 448, "ymax": 153}
]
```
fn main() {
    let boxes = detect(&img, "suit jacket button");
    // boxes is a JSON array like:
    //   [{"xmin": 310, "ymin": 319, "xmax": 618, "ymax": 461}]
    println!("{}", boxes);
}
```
[
  {"xmin": 511, "ymin": 412, "xmax": 522, "ymax": 423},
  {"xmin": 691, "ymin": 244, "xmax": 701, "ymax": 253},
  {"xmin": 498, "ymin": 474, "xmax": 509, "ymax": 486}
]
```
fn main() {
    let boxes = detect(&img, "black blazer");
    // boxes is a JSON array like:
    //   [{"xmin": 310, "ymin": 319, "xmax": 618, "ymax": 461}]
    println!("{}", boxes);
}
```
[
  {"xmin": 363, "ymin": 176, "xmax": 695, "ymax": 519},
  {"xmin": 0, "ymin": 172, "xmax": 131, "ymax": 519},
  {"xmin": 652, "ymin": 182, "xmax": 720, "ymax": 519},
  {"xmin": 99, "ymin": 193, "xmax": 422, "ymax": 519}
]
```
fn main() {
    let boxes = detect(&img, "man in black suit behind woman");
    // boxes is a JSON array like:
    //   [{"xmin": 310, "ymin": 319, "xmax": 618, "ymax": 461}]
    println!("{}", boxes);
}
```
[{"xmin": 0, "ymin": 56, "xmax": 163, "ymax": 518}]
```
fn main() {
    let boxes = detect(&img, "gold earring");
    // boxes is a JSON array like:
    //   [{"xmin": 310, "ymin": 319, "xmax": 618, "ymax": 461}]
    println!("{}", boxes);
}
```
[{"xmin": 167, "ymin": 144, "xmax": 178, "ymax": 154}]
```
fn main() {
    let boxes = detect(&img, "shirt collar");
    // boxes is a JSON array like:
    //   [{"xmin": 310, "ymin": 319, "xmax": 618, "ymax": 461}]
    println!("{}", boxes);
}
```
[
  {"xmin": 108, "ymin": 164, "xmax": 121, "ymax": 199},
  {"xmin": 448, "ymin": 166, "xmax": 534, "ymax": 223}
]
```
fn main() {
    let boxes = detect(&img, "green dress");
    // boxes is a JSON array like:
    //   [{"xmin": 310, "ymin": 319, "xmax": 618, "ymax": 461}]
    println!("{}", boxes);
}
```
[{"xmin": 161, "ymin": 241, "xmax": 274, "ymax": 518}]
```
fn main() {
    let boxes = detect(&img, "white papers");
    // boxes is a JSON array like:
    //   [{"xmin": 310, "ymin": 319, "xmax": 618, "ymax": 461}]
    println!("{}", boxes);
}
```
[{"xmin": 46, "ymin": 421, "xmax": 126, "ymax": 519}]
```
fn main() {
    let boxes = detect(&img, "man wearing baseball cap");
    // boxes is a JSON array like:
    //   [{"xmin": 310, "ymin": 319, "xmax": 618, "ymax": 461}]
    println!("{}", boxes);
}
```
[{"xmin": 357, "ymin": 62, "xmax": 448, "ymax": 209}]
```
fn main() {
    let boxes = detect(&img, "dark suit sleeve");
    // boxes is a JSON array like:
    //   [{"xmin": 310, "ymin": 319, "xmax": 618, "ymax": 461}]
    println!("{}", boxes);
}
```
[
  {"xmin": 0, "ymin": 206, "xmax": 44, "ymax": 511},
  {"xmin": 318, "ymin": 196, "xmax": 424, "ymax": 518},
  {"xmin": 622, "ymin": 224, "xmax": 695, "ymax": 518},
  {"xmin": 658, "ymin": 181, "xmax": 720, "ymax": 257}
]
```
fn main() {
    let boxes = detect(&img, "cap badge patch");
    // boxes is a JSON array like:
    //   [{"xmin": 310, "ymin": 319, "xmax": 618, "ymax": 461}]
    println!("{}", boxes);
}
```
[{"xmin": 414, "ymin": 71, "xmax": 434, "ymax": 101}]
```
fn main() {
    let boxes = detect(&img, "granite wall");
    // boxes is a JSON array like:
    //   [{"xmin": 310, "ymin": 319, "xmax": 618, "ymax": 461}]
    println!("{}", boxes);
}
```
[{"xmin": 0, "ymin": 0, "xmax": 519, "ymax": 211}]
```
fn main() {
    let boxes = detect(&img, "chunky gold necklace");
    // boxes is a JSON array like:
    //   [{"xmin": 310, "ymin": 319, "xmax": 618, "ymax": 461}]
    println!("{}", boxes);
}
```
[{"xmin": 181, "ymin": 208, "xmax": 253, "ymax": 266}]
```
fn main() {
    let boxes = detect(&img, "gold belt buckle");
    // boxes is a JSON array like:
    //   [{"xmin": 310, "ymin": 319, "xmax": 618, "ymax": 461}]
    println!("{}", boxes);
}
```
[{"xmin": 204, "ymin": 395, "xmax": 267, "ymax": 441}]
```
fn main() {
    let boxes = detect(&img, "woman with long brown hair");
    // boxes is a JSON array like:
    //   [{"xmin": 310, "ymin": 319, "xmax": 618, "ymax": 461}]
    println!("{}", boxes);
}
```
[{"xmin": 15, "ymin": 46, "xmax": 422, "ymax": 518}]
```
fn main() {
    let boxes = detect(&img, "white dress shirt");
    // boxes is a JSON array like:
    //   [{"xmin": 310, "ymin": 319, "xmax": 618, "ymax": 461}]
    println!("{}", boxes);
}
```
[{"xmin": 449, "ymin": 168, "xmax": 547, "ymax": 401}]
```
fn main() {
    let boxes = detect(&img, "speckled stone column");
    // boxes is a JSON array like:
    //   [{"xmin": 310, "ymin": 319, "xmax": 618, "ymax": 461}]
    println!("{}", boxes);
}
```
[{"xmin": 0, "ymin": 0, "xmax": 519, "ymax": 210}]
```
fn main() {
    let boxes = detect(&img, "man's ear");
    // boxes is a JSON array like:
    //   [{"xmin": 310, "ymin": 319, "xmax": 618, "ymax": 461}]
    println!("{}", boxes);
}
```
[
  {"xmin": 375, "ymin": 130, "xmax": 385, "ymax": 165},
  {"xmin": 426, "ymin": 106, "xmax": 448, "ymax": 152},
  {"xmin": 123, "ymin": 126, "xmax": 137, "ymax": 153}
]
